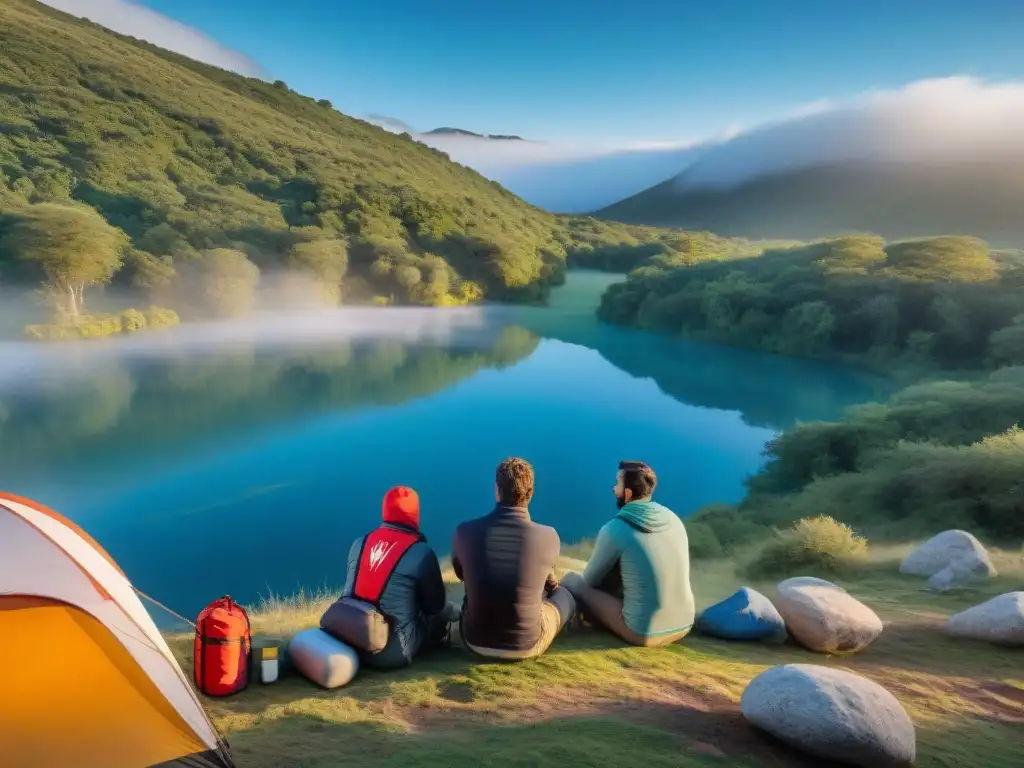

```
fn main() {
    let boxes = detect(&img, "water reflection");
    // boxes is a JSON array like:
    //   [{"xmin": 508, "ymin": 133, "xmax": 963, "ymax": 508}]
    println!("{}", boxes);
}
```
[
  {"xmin": 504, "ymin": 272, "xmax": 891, "ymax": 430},
  {"xmin": 0, "ymin": 324, "xmax": 539, "ymax": 475}
]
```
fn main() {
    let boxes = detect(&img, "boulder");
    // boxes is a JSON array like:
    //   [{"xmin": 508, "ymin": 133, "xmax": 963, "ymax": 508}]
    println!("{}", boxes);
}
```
[
  {"xmin": 927, "ymin": 549, "xmax": 996, "ymax": 592},
  {"xmin": 900, "ymin": 530, "xmax": 996, "ymax": 582},
  {"xmin": 775, "ymin": 577, "xmax": 882, "ymax": 654},
  {"xmin": 946, "ymin": 592, "xmax": 1024, "ymax": 647},
  {"xmin": 779, "ymin": 576, "xmax": 847, "ymax": 591},
  {"xmin": 288, "ymin": 628, "xmax": 360, "ymax": 689},
  {"xmin": 695, "ymin": 587, "xmax": 788, "ymax": 643},
  {"xmin": 741, "ymin": 664, "xmax": 916, "ymax": 766}
]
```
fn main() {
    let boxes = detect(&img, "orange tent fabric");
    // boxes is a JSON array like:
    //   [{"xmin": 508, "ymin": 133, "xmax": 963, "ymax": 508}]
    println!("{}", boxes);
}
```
[{"xmin": 0, "ymin": 492, "xmax": 235, "ymax": 768}]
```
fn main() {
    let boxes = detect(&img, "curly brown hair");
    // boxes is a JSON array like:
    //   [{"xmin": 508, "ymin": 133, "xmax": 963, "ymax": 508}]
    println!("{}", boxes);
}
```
[{"xmin": 496, "ymin": 457, "xmax": 535, "ymax": 507}]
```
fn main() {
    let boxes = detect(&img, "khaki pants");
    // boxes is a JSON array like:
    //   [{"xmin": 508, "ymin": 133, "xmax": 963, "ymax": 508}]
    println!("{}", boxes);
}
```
[
  {"xmin": 562, "ymin": 571, "xmax": 689, "ymax": 648},
  {"xmin": 463, "ymin": 587, "xmax": 575, "ymax": 660}
]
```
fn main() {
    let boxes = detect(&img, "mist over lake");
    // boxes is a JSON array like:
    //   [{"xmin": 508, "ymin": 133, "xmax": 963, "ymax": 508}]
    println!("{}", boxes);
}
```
[{"xmin": 0, "ymin": 272, "xmax": 889, "ymax": 618}]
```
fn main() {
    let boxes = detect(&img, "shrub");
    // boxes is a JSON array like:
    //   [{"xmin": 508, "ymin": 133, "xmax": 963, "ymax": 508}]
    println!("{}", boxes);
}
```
[
  {"xmin": 686, "ymin": 522, "xmax": 723, "ymax": 559},
  {"xmin": 120, "ymin": 308, "xmax": 147, "ymax": 333},
  {"xmin": 754, "ymin": 427, "xmax": 1024, "ymax": 542},
  {"xmin": 145, "ymin": 306, "xmax": 180, "ymax": 329},
  {"xmin": 23, "ymin": 323, "xmax": 72, "ymax": 341},
  {"xmin": 745, "ymin": 515, "xmax": 869, "ymax": 578},
  {"xmin": 688, "ymin": 504, "xmax": 769, "ymax": 553},
  {"xmin": 77, "ymin": 315, "xmax": 122, "ymax": 338},
  {"xmin": 24, "ymin": 314, "xmax": 121, "ymax": 341}
]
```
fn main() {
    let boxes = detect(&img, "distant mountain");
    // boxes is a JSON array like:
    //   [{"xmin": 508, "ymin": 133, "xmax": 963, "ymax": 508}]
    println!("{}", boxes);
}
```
[
  {"xmin": 425, "ymin": 127, "xmax": 525, "ymax": 141},
  {"xmin": 597, "ymin": 156, "xmax": 1024, "ymax": 246},
  {"xmin": 595, "ymin": 77, "xmax": 1024, "ymax": 245}
]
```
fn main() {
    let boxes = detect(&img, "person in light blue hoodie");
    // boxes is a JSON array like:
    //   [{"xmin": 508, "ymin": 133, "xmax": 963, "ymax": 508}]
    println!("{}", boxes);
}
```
[{"xmin": 562, "ymin": 461, "xmax": 694, "ymax": 647}]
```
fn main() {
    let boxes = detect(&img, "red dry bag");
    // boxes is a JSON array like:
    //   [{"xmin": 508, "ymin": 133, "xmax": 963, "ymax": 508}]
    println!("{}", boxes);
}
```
[{"xmin": 194, "ymin": 595, "xmax": 251, "ymax": 697}]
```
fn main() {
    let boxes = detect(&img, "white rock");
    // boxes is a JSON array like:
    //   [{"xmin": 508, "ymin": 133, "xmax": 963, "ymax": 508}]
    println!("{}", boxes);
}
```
[
  {"xmin": 776, "ymin": 577, "xmax": 882, "ymax": 654},
  {"xmin": 946, "ymin": 592, "xmax": 1024, "ymax": 646},
  {"xmin": 900, "ymin": 530, "xmax": 996, "ymax": 580},
  {"xmin": 741, "ymin": 664, "xmax": 916, "ymax": 766},
  {"xmin": 927, "ymin": 550, "xmax": 997, "ymax": 592},
  {"xmin": 779, "ymin": 576, "xmax": 847, "ymax": 591}
]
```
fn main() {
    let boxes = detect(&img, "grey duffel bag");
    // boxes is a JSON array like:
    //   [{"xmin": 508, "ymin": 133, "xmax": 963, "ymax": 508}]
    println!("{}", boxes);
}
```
[{"xmin": 320, "ymin": 596, "xmax": 391, "ymax": 654}]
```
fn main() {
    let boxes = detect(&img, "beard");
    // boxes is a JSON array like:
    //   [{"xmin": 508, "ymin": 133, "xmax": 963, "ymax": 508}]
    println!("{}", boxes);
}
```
[{"xmin": 615, "ymin": 492, "xmax": 627, "ymax": 510}]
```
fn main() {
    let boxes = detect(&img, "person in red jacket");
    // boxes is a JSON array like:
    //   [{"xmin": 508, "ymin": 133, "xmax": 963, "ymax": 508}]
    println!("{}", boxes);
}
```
[{"xmin": 324, "ymin": 486, "xmax": 457, "ymax": 669}]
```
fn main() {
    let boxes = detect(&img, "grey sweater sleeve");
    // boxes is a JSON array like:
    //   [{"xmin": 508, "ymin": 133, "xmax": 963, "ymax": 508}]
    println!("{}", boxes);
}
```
[{"xmin": 341, "ymin": 537, "xmax": 362, "ymax": 597}]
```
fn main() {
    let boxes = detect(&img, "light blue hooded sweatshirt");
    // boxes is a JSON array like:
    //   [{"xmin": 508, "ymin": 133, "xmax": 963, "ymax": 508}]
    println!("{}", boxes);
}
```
[{"xmin": 582, "ymin": 500, "xmax": 694, "ymax": 637}]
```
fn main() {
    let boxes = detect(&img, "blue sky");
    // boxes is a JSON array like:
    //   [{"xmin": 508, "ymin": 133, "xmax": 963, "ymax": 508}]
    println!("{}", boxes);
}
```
[{"xmin": 116, "ymin": 1, "xmax": 1024, "ymax": 143}]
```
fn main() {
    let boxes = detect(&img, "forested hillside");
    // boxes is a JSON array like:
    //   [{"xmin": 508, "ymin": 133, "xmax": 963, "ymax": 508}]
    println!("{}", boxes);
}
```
[
  {"xmin": 0, "ymin": 0, "xmax": 736, "ymax": 335},
  {"xmin": 687, "ymin": 366, "xmax": 1024, "ymax": 553},
  {"xmin": 600, "ymin": 235, "xmax": 1024, "ymax": 374}
]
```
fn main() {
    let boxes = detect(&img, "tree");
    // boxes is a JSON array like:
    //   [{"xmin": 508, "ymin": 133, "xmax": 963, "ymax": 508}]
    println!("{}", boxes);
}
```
[
  {"xmin": 122, "ymin": 248, "xmax": 176, "ymax": 293},
  {"xmin": 176, "ymin": 248, "xmax": 261, "ymax": 318},
  {"xmin": 4, "ymin": 203, "xmax": 126, "ymax": 316},
  {"xmin": 883, "ymin": 237, "xmax": 997, "ymax": 283},
  {"xmin": 778, "ymin": 301, "xmax": 836, "ymax": 356},
  {"xmin": 285, "ymin": 239, "xmax": 348, "ymax": 304},
  {"xmin": 394, "ymin": 264, "xmax": 422, "ymax": 291},
  {"xmin": 815, "ymin": 236, "xmax": 886, "ymax": 275},
  {"xmin": 988, "ymin": 316, "xmax": 1024, "ymax": 366}
]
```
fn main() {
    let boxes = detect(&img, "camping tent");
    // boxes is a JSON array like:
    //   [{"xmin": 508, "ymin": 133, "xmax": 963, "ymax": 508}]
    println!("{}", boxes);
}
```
[{"xmin": 0, "ymin": 492, "xmax": 235, "ymax": 768}]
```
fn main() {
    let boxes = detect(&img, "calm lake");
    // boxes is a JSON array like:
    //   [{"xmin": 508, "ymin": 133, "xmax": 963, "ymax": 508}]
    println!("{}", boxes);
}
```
[{"xmin": 0, "ymin": 272, "xmax": 890, "ymax": 620}]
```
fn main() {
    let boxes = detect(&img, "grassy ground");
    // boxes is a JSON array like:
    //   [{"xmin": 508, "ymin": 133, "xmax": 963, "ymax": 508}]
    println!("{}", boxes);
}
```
[{"xmin": 167, "ymin": 545, "xmax": 1024, "ymax": 767}]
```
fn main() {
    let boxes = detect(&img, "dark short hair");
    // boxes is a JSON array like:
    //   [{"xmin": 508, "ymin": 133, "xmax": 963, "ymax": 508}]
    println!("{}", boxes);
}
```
[
  {"xmin": 619, "ymin": 460, "xmax": 656, "ymax": 499},
  {"xmin": 496, "ymin": 457, "xmax": 535, "ymax": 506}
]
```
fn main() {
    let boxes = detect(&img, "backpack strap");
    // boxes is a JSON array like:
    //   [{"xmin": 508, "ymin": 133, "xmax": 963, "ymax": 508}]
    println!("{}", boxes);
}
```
[{"xmin": 351, "ymin": 525, "xmax": 423, "ymax": 606}]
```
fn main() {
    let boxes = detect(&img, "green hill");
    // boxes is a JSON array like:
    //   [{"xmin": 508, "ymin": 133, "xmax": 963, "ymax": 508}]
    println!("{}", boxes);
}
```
[{"xmin": 0, "ymin": 0, "xmax": 737, "ymax": 328}]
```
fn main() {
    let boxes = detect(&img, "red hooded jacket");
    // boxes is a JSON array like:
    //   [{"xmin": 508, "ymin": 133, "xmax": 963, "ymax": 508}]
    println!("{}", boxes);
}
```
[{"xmin": 352, "ymin": 487, "xmax": 425, "ymax": 604}]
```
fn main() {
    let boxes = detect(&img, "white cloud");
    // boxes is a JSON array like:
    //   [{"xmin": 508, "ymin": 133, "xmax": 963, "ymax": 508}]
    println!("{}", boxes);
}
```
[
  {"xmin": 674, "ymin": 76, "xmax": 1024, "ymax": 191},
  {"xmin": 416, "ymin": 132, "xmax": 699, "ymax": 212},
  {"xmin": 411, "ymin": 76, "xmax": 1024, "ymax": 212},
  {"xmin": 40, "ymin": 0, "xmax": 264, "ymax": 77}
]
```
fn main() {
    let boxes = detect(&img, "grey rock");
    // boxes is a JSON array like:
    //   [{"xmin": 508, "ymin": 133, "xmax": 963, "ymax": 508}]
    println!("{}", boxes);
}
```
[
  {"xmin": 776, "ymin": 577, "xmax": 882, "ymax": 654},
  {"xmin": 900, "ymin": 530, "xmax": 996, "ymax": 580},
  {"xmin": 927, "ymin": 550, "xmax": 997, "ymax": 592},
  {"xmin": 741, "ymin": 664, "xmax": 916, "ymax": 766},
  {"xmin": 946, "ymin": 592, "xmax": 1024, "ymax": 646}
]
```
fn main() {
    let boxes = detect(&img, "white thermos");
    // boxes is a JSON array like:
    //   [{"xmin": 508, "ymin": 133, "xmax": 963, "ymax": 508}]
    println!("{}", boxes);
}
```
[{"xmin": 251, "ymin": 638, "xmax": 283, "ymax": 684}]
